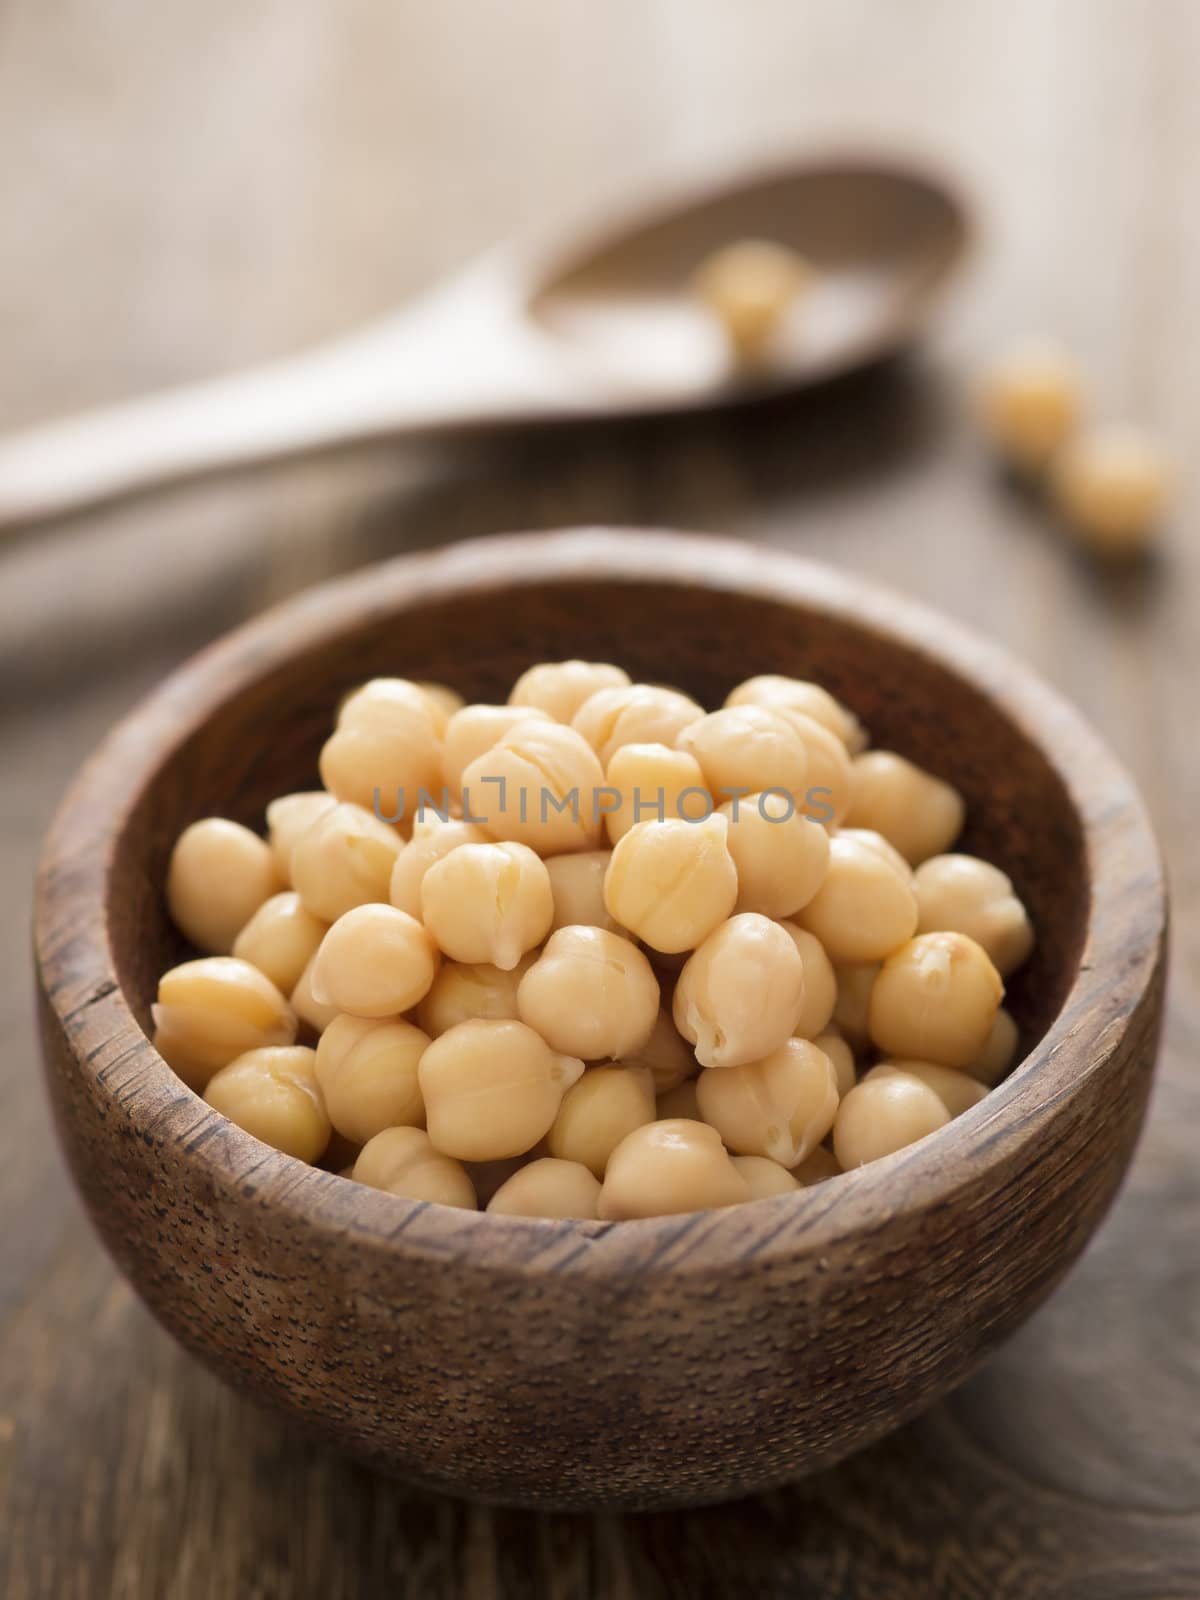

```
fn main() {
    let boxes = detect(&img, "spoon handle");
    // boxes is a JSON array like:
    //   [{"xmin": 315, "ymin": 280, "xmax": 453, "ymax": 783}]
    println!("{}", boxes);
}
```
[{"xmin": 0, "ymin": 279, "xmax": 579, "ymax": 530}]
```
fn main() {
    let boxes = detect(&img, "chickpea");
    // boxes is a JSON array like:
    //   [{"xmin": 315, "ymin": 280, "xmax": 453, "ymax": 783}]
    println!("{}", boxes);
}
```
[
  {"xmin": 290, "ymin": 954, "xmax": 341, "ymax": 1036},
  {"xmin": 353, "ymin": 1126, "xmax": 477, "ymax": 1209},
  {"xmin": 487, "ymin": 1157, "xmax": 602, "ymax": 1220},
  {"xmin": 442, "ymin": 703, "xmax": 553, "ymax": 798},
  {"xmin": 509, "ymin": 660, "xmax": 631, "ymax": 724},
  {"xmin": 460, "ymin": 720, "xmax": 606, "ymax": 855},
  {"xmin": 914, "ymin": 853, "xmax": 1034, "ymax": 977},
  {"xmin": 604, "ymin": 814, "xmax": 738, "ymax": 954},
  {"xmin": 838, "ymin": 826, "xmax": 914, "ymax": 881},
  {"xmin": 314, "ymin": 1014, "xmax": 428, "ymax": 1144},
  {"xmin": 290, "ymin": 802, "xmax": 402, "ymax": 923},
  {"xmin": 420, "ymin": 841, "xmax": 553, "ymax": 970},
  {"xmin": 416, "ymin": 956, "xmax": 534, "ymax": 1037},
  {"xmin": 732, "ymin": 1155, "xmax": 800, "ymax": 1199},
  {"xmin": 779, "ymin": 924, "xmax": 837, "ymax": 1038},
  {"xmin": 673, "ymin": 913, "xmax": 806, "ymax": 1070},
  {"xmin": 832, "ymin": 962, "xmax": 879, "ymax": 1054},
  {"xmin": 797, "ymin": 831, "xmax": 918, "ymax": 963},
  {"xmin": 310, "ymin": 904, "xmax": 439, "ymax": 1018},
  {"xmin": 692, "ymin": 239, "xmax": 813, "ymax": 361},
  {"xmin": 546, "ymin": 1065, "xmax": 656, "ymax": 1178},
  {"xmin": 388, "ymin": 818, "xmax": 488, "ymax": 918},
  {"xmin": 544, "ymin": 850, "xmax": 624, "ymax": 935},
  {"xmin": 320, "ymin": 679, "xmax": 442, "ymax": 820},
  {"xmin": 203, "ymin": 1044, "xmax": 330, "ymax": 1162},
  {"xmin": 696, "ymin": 1037, "xmax": 838, "ymax": 1168},
  {"xmin": 656, "ymin": 1078, "xmax": 701, "ymax": 1121},
  {"xmin": 725, "ymin": 675, "xmax": 866, "ymax": 754},
  {"xmin": 166, "ymin": 818, "xmax": 283, "ymax": 954},
  {"xmin": 600, "ymin": 1119, "xmax": 753, "ymax": 1218},
  {"xmin": 265, "ymin": 791, "xmax": 336, "ymax": 884},
  {"xmin": 722, "ymin": 796, "xmax": 830, "ymax": 918},
  {"xmin": 969, "ymin": 1007, "xmax": 1020, "ymax": 1087},
  {"xmin": 152, "ymin": 957, "xmax": 297, "ymax": 1091},
  {"xmin": 418, "ymin": 1018, "xmax": 584, "ymax": 1161},
  {"xmin": 976, "ymin": 339, "xmax": 1081, "ymax": 470},
  {"xmin": 232, "ymin": 891, "xmax": 327, "ymax": 995},
  {"xmin": 771, "ymin": 710, "xmax": 854, "ymax": 826},
  {"xmin": 619, "ymin": 1006, "xmax": 697, "ymax": 1094},
  {"xmin": 867, "ymin": 1060, "xmax": 988, "ymax": 1119},
  {"xmin": 791, "ymin": 1145, "xmax": 842, "ymax": 1185},
  {"xmin": 1053, "ymin": 422, "xmax": 1170, "ymax": 556},
  {"xmin": 869, "ymin": 932, "xmax": 1003, "ymax": 1068},
  {"xmin": 814, "ymin": 1030, "xmax": 856, "ymax": 1098},
  {"xmin": 603, "ymin": 742, "xmax": 710, "ymax": 844},
  {"xmin": 413, "ymin": 680, "xmax": 465, "ymax": 735},
  {"xmin": 678, "ymin": 705, "xmax": 809, "ymax": 804},
  {"xmin": 844, "ymin": 752, "xmax": 965, "ymax": 866},
  {"xmin": 572, "ymin": 684, "xmax": 705, "ymax": 767},
  {"xmin": 833, "ymin": 1073, "xmax": 951, "ymax": 1169},
  {"xmin": 518, "ymin": 927, "xmax": 660, "ymax": 1061}
]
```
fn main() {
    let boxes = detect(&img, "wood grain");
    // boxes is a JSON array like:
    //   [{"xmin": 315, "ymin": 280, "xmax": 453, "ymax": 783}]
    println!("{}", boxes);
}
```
[{"xmin": 2, "ymin": 0, "xmax": 1199, "ymax": 1594}]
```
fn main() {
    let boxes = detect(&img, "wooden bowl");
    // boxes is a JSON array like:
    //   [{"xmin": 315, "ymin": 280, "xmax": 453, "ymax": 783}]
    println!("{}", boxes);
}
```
[{"xmin": 34, "ymin": 528, "xmax": 1167, "ymax": 1512}]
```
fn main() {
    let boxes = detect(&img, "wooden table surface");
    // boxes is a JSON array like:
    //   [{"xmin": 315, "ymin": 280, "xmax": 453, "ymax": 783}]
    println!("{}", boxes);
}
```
[{"xmin": 2, "ymin": 3, "xmax": 1197, "ymax": 1595}]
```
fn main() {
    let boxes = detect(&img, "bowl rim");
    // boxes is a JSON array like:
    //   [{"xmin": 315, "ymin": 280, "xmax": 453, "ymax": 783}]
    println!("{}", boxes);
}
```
[{"xmin": 34, "ymin": 526, "xmax": 1167, "ymax": 1280}]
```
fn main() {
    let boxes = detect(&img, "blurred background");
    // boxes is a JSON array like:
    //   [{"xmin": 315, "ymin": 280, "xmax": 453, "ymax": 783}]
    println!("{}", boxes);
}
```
[{"xmin": 2, "ymin": 3, "xmax": 1197, "ymax": 1597}]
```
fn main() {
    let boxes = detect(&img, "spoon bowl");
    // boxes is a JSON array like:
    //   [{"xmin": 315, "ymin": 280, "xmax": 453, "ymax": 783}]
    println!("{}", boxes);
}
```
[{"xmin": 0, "ymin": 152, "xmax": 970, "ymax": 527}]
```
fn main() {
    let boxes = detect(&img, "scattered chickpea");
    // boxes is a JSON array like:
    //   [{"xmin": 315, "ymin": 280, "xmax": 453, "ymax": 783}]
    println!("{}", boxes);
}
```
[
  {"xmin": 868, "ymin": 932, "xmax": 1003, "ymax": 1068},
  {"xmin": 696, "ymin": 1037, "xmax": 838, "ymax": 1168},
  {"xmin": 779, "ymin": 924, "xmax": 837, "ymax": 1038},
  {"xmin": 418, "ymin": 1018, "xmax": 585, "ymax": 1162},
  {"xmin": 420, "ymin": 841, "xmax": 552, "ymax": 970},
  {"xmin": 311, "ymin": 904, "xmax": 439, "ymax": 1018},
  {"xmin": 721, "ymin": 797, "xmax": 830, "ymax": 919},
  {"xmin": 969, "ymin": 1007, "xmax": 1021, "ymax": 1087},
  {"xmin": 460, "ymin": 720, "xmax": 606, "ymax": 855},
  {"xmin": 232, "ymin": 891, "xmax": 328, "ymax": 996},
  {"xmin": 416, "ymin": 956, "xmax": 533, "ymax": 1037},
  {"xmin": 320, "ymin": 678, "xmax": 442, "ymax": 819},
  {"xmin": 487, "ymin": 1157, "xmax": 602, "ymax": 1220},
  {"xmin": 353, "ymin": 1126, "xmax": 477, "ymax": 1209},
  {"xmin": 844, "ymin": 752, "xmax": 965, "ymax": 866},
  {"xmin": 678, "ymin": 705, "xmax": 809, "ymax": 803},
  {"xmin": 572, "ymin": 683, "xmax": 705, "ymax": 767},
  {"xmin": 543, "ymin": 850, "xmax": 624, "ymax": 935},
  {"xmin": 604, "ymin": 813, "xmax": 738, "ymax": 954},
  {"xmin": 265, "ymin": 791, "xmax": 336, "ymax": 884},
  {"xmin": 914, "ymin": 853, "xmax": 1034, "ymax": 978},
  {"xmin": 833, "ymin": 1073, "xmax": 951, "ymax": 1170},
  {"xmin": 290, "ymin": 802, "xmax": 402, "ymax": 923},
  {"xmin": 442, "ymin": 703, "xmax": 553, "ymax": 799},
  {"xmin": 797, "ymin": 830, "xmax": 918, "ymax": 963},
  {"xmin": 604, "ymin": 742, "xmax": 711, "ymax": 844},
  {"xmin": 388, "ymin": 818, "xmax": 488, "ymax": 918},
  {"xmin": 166, "ymin": 818, "xmax": 283, "ymax": 955},
  {"xmin": 153, "ymin": 956, "xmax": 297, "ymax": 1091},
  {"xmin": 518, "ymin": 926, "xmax": 660, "ymax": 1061},
  {"xmin": 314, "ymin": 1014, "xmax": 428, "ymax": 1144},
  {"xmin": 725, "ymin": 675, "xmax": 866, "ymax": 754},
  {"xmin": 1052, "ymin": 423, "xmax": 1170, "ymax": 556},
  {"xmin": 692, "ymin": 239, "xmax": 814, "ymax": 362},
  {"xmin": 976, "ymin": 339, "xmax": 1082, "ymax": 471},
  {"xmin": 509, "ymin": 660, "xmax": 631, "ymax": 724},
  {"xmin": 547, "ymin": 1065, "xmax": 656, "ymax": 1177},
  {"xmin": 673, "ymin": 913, "xmax": 806, "ymax": 1070},
  {"xmin": 732, "ymin": 1155, "xmax": 800, "ymax": 1199},
  {"xmin": 598, "ymin": 1120, "xmax": 752, "ymax": 1219},
  {"xmin": 204, "ymin": 1045, "xmax": 330, "ymax": 1163}
]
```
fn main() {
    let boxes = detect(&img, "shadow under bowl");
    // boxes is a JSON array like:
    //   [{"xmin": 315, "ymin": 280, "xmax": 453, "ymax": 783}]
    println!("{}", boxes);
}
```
[{"xmin": 34, "ymin": 527, "xmax": 1167, "ymax": 1511}]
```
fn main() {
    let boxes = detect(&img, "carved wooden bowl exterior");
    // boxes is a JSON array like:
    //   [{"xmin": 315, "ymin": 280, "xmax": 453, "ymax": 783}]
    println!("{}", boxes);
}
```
[{"xmin": 34, "ymin": 528, "xmax": 1167, "ymax": 1511}]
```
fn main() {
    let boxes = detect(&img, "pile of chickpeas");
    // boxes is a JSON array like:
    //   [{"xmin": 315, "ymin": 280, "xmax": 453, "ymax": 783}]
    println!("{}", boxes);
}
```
[{"xmin": 154, "ymin": 661, "xmax": 1033, "ymax": 1221}]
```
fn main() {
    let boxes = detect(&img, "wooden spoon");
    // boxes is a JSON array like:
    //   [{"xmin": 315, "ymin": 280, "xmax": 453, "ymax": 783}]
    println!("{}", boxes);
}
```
[{"xmin": 0, "ymin": 153, "xmax": 970, "ymax": 528}]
